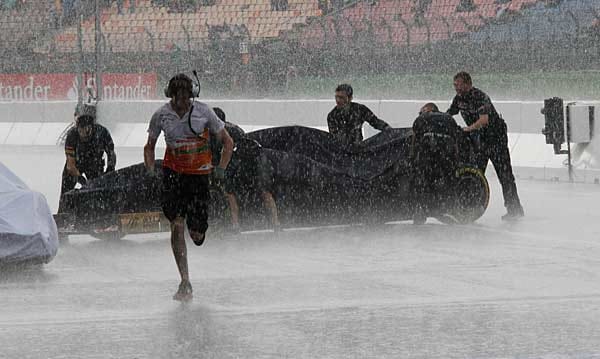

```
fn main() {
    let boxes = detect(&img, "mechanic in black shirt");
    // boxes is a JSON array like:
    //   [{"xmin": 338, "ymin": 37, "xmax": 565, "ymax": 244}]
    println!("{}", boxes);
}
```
[
  {"xmin": 58, "ymin": 114, "xmax": 116, "ymax": 212},
  {"xmin": 411, "ymin": 103, "xmax": 462, "ymax": 224},
  {"xmin": 327, "ymin": 84, "xmax": 391, "ymax": 145},
  {"xmin": 212, "ymin": 107, "xmax": 280, "ymax": 233},
  {"xmin": 447, "ymin": 72, "xmax": 524, "ymax": 221}
]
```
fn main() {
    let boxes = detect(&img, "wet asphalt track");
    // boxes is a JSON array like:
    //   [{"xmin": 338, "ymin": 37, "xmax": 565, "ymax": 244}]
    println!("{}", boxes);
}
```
[{"xmin": 2, "ymin": 147, "xmax": 600, "ymax": 358}]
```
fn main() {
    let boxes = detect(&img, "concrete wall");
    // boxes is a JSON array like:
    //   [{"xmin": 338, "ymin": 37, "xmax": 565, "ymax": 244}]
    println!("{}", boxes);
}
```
[
  {"xmin": 5, "ymin": 97, "xmax": 599, "ymax": 134},
  {"xmin": 0, "ymin": 98, "xmax": 552, "ymax": 133},
  {"xmin": 1, "ymin": 99, "xmax": 600, "ymax": 177}
]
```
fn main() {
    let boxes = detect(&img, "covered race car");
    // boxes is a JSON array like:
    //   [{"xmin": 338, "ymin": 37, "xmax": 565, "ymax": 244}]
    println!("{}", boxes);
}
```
[
  {"xmin": 55, "ymin": 124, "xmax": 489, "ymax": 239},
  {"xmin": 0, "ymin": 163, "xmax": 59, "ymax": 266}
]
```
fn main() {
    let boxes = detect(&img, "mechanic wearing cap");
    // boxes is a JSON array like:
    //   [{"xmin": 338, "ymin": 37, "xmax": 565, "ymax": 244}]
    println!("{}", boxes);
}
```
[
  {"xmin": 211, "ymin": 107, "xmax": 280, "ymax": 234},
  {"xmin": 327, "ymin": 84, "xmax": 392, "ymax": 146},
  {"xmin": 58, "ymin": 112, "xmax": 116, "ymax": 213},
  {"xmin": 447, "ymin": 71, "xmax": 524, "ymax": 221},
  {"xmin": 144, "ymin": 73, "xmax": 233, "ymax": 302}
]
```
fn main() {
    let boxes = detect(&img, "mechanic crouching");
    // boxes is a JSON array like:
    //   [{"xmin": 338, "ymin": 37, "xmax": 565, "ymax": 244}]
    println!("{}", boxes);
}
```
[
  {"xmin": 411, "ymin": 103, "xmax": 462, "ymax": 224},
  {"xmin": 212, "ymin": 107, "xmax": 281, "ymax": 234},
  {"xmin": 58, "ymin": 113, "xmax": 116, "ymax": 213}
]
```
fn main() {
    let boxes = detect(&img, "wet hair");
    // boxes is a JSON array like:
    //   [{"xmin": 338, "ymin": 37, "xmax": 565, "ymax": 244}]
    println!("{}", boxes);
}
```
[
  {"xmin": 166, "ymin": 73, "xmax": 193, "ymax": 98},
  {"xmin": 335, "ymin": 84, "xmax": 353, "ymax": 98},
  {"xmin": 76, "ymin": 115, "xmax": 95, "ymax": 128},
  {"xmin": 74, "ymin": 103, "xmax": 96, "ymax": 118},
  {"xmin": 453, "ymin": 71, "xmax": 472, "ymax": 84},
  {"xmin": 213, "ymin": 107, "xmax": 226, "ymax": 122},
  {"xmin": 420, "ymin": 103, "xmax": 439, "ymax": 114}
]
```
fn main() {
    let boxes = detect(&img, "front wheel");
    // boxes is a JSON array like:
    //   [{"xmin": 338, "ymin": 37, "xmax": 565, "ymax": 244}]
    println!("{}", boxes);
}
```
[{"xmin": 449, "ymin": 167, "xmax": 490, "ymax": 224}]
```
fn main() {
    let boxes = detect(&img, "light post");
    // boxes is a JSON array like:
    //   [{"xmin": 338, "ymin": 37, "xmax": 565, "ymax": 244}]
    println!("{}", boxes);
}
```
[{"xmin": 94, "ymin": 0, "xmax": 102, "ymax": 100}]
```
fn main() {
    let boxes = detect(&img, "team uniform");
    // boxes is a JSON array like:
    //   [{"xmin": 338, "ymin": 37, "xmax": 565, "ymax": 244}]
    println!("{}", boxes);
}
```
[
  {"xmin": 411, "ymin": 111, "xmax": 462, "ymax": 215},
  {"xmin": 211, "ymin": 121, "xmax": 247, "ymax": 165},
  {"xmin": 225, "ymin": 151, "xmax": 274, "ymax": 197},
  {"xmin": 59, "ymin": 124, "xmax": 115, "ymax": 209},
  {"xmin": 327, "ymin": 102, "xmax": 391, "ymax": 145},
  {"xmin": 447, "ymin": 87, "xmax": 523, "ymax": 214},
  {"xmin": 148, "ymin": 102, "xmax": 224, "ymax": 234},
  {"xmin": 212, "ymin": 122, "xmax": 273, "ymax": 196}
]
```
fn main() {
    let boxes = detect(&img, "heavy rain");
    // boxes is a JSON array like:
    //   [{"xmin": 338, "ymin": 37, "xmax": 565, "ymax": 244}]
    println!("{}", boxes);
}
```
[{"xmin": 2, "ymin": 0, "xmax": 600, "ymax": 358}]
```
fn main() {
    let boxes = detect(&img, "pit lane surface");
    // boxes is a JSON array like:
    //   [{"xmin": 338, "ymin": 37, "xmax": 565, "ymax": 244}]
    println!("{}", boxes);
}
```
[{"xmin": 2, "ymin": 147, "xmax": 600, "ymax": 358}]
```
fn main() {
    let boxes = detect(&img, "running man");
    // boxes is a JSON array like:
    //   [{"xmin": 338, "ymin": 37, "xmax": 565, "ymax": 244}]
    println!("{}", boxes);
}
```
[{"xmin": 144, "ymin": 73, "xmax": 233, "ymax": 301}]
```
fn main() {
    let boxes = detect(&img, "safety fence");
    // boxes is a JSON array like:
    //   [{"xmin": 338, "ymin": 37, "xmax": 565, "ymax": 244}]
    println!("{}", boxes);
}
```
[{"xmin": 2, "ymin": 0, "xmax": 600, "ymax": 97}]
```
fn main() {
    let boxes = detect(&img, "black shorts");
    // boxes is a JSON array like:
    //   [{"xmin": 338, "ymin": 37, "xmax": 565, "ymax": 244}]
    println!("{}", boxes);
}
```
[{"xmin": 161, "ymin": 167, "xmax": 210, "ymax": 233}]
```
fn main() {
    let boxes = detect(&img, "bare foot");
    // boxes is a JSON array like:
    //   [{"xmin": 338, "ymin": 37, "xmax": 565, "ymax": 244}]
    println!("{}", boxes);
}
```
[{"xmin": 173, "ymin": 280, "xmax": 193, "ymax": 302}]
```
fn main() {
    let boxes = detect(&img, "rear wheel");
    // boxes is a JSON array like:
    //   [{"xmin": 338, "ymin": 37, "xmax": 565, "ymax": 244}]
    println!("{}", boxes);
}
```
[{"xmin": 450, "ymin": 167, "xmax": 490, "ymax": 224}]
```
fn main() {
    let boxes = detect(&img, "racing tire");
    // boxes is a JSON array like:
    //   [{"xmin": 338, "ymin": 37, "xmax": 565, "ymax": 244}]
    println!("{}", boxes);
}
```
[{"xmin": 450, "ymin": 167, "xmax": 490, "ymax": 224}]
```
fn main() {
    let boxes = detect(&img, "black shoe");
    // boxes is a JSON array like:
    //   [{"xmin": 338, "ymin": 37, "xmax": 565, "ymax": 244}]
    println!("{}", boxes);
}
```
[
  {"xmin": 502, "ymin": 207, "xmax": 524, "ymax": 221},
  {"xmin": 192, "ymin": 232, "xmax": 206, "ymax": 246}
]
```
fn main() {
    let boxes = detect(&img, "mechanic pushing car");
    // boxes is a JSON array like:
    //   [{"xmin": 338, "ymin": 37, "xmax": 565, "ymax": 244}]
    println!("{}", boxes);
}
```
[
  {"xmin": 327, "ymin": 84, "xmax": 392, "ymax": 145},
  {"xmin": 211, "ymin": 107, "xmax": 280, "ymax": 234},
  {"xmin": 144, "ymin": 73, "xmax": 233, "ymax": 302},
  {"xmin": 58, "ymin": 108, "xmax": 116, "ymax": 213},
  {"xmin": 447, "ymin": 71, "xmax": 524, "ymax": 221},
  {"xmin": 411, "ymin": 103, "xmax": 462, "ymax": 224}
]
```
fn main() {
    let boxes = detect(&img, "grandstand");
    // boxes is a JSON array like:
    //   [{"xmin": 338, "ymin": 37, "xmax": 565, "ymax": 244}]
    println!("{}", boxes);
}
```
[
  {"xmin": 4, "ymin": 0, "xmax": 573, "ymax": 55},
  {"xmin": 37, "ymin": 0, "xmax": 575, "ymax": 53},
  {"xmin": 43, "ymin": 0, "xmax": 321, "ymax": 53},
  {"xmin": 297, "ymin": 0, "xmax": 544, "ymax": 48},
  {"xmin": 471, "ymin": 0, "xmax": 600, "ymax": 43},
  {"xmin": 2, "ymin": 0, "xmax": 597, "ymax": 55},
  {"xmin": 0, "ymin": 2, "xmax": 54, "ymax": 53},
  {"xmin": 1, "ymin": 0, "xmax": 600, "ymax": 98}
]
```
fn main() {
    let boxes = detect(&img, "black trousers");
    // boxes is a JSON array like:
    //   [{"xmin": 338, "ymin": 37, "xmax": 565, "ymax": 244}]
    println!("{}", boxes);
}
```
[
  {"xmin": 58, "ymin": 164, "xmax": 104, "ymax": 213},
  {"xmin": 477, "ymin": 123, "xmax": 523, "ymax": 212},
  {"xmin": 411, "ymin": 136, "xmax": 458, "ymax": 215},
  {"xmin": 412, "ymin": 161, "xmax": 455, "ymax": 215}
]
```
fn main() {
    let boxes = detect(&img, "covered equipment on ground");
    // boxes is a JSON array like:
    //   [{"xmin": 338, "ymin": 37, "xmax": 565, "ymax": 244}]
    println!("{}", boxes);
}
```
[{"xmin": 0, "ymin": 162, "xmax": 59, "ymax": 266}]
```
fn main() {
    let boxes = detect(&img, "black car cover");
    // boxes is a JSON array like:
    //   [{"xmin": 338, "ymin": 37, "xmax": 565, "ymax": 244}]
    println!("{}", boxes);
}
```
[
  {"xmin": 59, "ymin": 123, "xmax": 487, "ymax": 230},
  {"xmin": 247, "ymin": 126, "xmax": 413, "ymax": 183}
]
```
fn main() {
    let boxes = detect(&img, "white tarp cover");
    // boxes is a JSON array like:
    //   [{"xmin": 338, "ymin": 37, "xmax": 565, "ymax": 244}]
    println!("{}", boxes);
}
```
[{"xmin": 0, "ymin": 162, "xmax": 58, "ymax": 265}]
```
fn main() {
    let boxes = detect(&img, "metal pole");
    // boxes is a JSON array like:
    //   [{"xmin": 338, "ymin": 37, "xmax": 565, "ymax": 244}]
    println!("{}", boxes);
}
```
[
  {"xmin": 566, "ymin": 104, "xmax": 573, "ymax": 183},
  {"xmin": 77, "ymin": 15, "xmax": 84, "ymax": 107},
  {"xmin": 95, "ymin": 0, "xmax": 102, "ymax": 101}
]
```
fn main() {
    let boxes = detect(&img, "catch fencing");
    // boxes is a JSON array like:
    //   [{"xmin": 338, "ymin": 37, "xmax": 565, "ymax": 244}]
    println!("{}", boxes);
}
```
[{"xmin": 1, "ymin": 0, "xmax": 600, "ymax": 97}]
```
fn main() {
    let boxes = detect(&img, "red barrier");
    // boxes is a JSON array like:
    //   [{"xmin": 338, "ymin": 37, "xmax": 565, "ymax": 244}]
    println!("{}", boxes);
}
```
[{"xmin": 0, "ymin": 73, "xmax": 158, "ymax": 101}]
